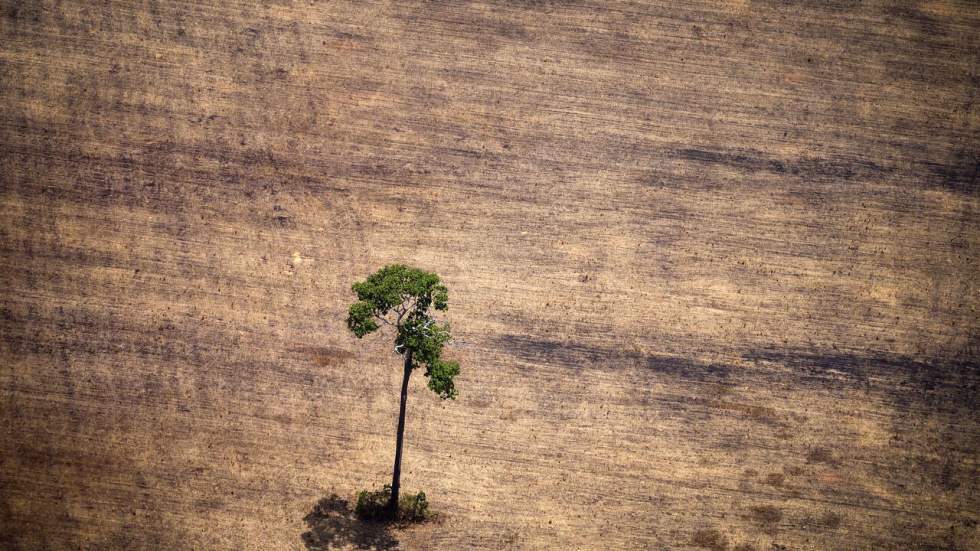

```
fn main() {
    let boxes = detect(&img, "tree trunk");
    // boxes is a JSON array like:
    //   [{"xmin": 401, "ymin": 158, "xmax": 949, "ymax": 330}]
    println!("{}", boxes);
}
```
[{"xmin": 388, "ymin": 349, "xmax": 412, "ymax": 517}]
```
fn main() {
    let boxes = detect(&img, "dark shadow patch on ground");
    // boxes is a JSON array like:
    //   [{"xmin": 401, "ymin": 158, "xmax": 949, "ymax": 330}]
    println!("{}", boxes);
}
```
[
  {"xmin": 493, "ymin": 334, "xmax": 734, "ymax": 382},
  {"xmin": 923, "ymin": 150, "xmax": 978, "ymax": 195},
  {"xmin": 884, "ymin": 4, "xmax": 948, "ymax": 38},
  {"xmin": 675, "ymin": 147, "xmax": 893, "ymax": 182},
  {"xmin": 302, "ymin": 495, "xmax": 398, "ymax": 551},
  {"xmin": 493, "ymin": 335, "xmax": 978, "ymax": 412},
  {"xmin": 744, "ymin": 348, "xmax": 979, "ymax": 411}
]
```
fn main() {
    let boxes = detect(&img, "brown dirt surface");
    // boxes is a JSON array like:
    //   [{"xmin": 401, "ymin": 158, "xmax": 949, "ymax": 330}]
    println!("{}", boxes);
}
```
[{"xmin": 1, "ymin": 1, "xmax": 978, "ymax": 549}]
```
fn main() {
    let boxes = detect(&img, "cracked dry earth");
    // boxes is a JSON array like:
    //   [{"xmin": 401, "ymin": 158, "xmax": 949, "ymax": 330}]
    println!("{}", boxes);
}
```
[{"xmin": 1, "ymin": 1, "xmax": 978, "ymax": 550}]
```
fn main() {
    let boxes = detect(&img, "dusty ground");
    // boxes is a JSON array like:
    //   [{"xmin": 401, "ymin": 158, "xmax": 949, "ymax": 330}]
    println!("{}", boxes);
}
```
[{"xmin": 1, "ymin": 0, "xmax": 978, "ymax": 549}]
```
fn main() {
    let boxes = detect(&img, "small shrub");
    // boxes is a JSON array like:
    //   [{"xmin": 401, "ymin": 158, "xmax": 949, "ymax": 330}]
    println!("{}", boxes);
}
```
[
  {"xmin": 749, "ymin": 504, "xmax": 783, "ymax": 525},
  {"xmin": 398, "ymin": 490, "xmax": 431, "ymax": 522},
  {"xmin": 806, "ymin": 447, "xmax": 836, "ymax": 465},
  {"xmin": 354, "ymin": 485, "xmax": 433, "ymax": 523},
  {"xmin": 692, "ymin": 528, "xmax": 728, "ymax": 550},
  {"xmin": 765, "ymin": 472, "xmax": 785, "ymax": 487},
  {"xmin": 820, "ymin": 511, "xmax": 842, "ymax": 529},
  {"xmin": 354, "ymin": 485, "xmax": 392, "ymax": 521},
  {"xmin": 809, "ymin": 510, "xmax": 843, "ymax": 529}
]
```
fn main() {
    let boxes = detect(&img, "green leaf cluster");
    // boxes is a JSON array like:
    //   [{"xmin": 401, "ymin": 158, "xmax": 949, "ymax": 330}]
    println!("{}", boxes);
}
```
[
  {"xmin": 354, "ymin": 484, "xmax": 431, "ymax": 522},
  {"xmin": 346, "ymin": 264, "xmax": 460, "ymax": 399}
]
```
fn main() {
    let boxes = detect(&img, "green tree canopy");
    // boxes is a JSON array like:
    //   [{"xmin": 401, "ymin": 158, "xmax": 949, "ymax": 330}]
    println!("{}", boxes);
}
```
[{"xmin": 346, "ymin": 263, "xmax": 459, "ymax": 398}]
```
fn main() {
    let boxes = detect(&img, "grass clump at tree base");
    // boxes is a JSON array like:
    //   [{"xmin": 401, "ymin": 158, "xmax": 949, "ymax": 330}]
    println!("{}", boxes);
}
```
[{"xmin": 355, "ymin": 485, "xmax": 433, "ymax": 523}]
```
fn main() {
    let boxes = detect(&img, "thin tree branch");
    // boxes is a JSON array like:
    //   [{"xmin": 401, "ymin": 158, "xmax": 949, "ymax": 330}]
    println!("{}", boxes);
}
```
[{"xmin": 396, "ymin": 296, "xmax": 419, "ymax": 325}]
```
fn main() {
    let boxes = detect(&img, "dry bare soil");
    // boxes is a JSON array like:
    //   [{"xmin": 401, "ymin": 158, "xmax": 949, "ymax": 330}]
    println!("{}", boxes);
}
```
[{"xmin": 1, "ymin": 1, "xmax": 978, "ymax": 549}]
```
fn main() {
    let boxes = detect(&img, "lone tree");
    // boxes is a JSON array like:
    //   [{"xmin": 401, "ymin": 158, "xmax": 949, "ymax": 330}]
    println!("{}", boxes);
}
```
[{"xmin": 346, "ymin": 264, "xmax": 460, "ymax": 517}]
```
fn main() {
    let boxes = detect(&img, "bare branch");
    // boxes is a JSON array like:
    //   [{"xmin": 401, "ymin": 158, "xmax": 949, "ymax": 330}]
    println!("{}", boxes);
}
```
[{"xmin": 395, "ymin": 297, "xmax": 414, "ymax": 326}]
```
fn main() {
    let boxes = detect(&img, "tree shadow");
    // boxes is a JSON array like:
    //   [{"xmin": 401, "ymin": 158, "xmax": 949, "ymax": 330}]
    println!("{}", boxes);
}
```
[{"xmin": 301, "ymin": 495, "xmax": 399, "ymax": 551}]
